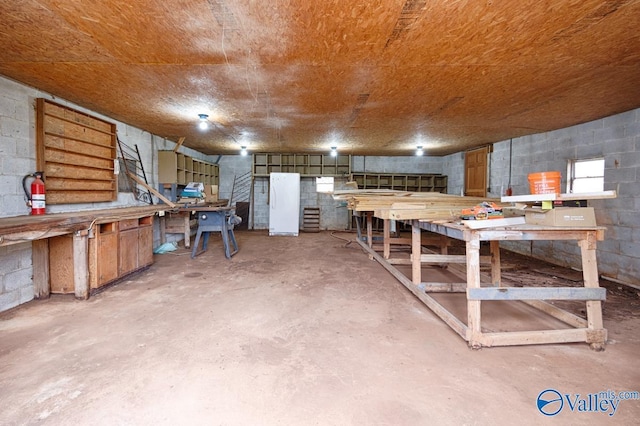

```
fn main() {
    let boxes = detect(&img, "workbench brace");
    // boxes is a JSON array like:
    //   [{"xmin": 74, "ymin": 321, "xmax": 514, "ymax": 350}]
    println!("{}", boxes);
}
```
[{"xmin": 191, "ymin": 208, "xmax": 241, "ymax": 259}]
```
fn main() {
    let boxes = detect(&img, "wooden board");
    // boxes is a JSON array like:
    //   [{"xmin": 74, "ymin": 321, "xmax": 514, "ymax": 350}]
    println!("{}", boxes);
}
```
[
  {"xmin": 36, "ymin": 99, "xmax": 117, "ymax": 204},
  {"xmin": 501, "ymin": 190, "xmax": 617, "ymax": 203}
]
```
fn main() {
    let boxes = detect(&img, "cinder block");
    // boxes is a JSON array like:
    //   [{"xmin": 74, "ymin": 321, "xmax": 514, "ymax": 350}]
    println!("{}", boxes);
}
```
[
  {"xmin": 3, "ymin": 267, "xmax": 31, "ymax": 292},
  {"xmin": 0, "ymin": 116, "xmax": 28, "ymax": 138},
  {"xmin": 603, "ymin": 110, "xmax": 636, "ymax": 128},
  {"xmin": 605, "ymin": 167, "xmax": 637, "ymax": 183},
  {"xmin": 0, "ymin": 95, "xmax": 17, "ymax": 118},
  {"xmin": 617, "ymin": 151, "xmax": 640, "ymax": 168},
  {"xmin": 576, "ymin": 144, "xmax": 604, "ymax": 158},
  {"xmin": 618, "ymin": 210, "xmax": 640, "ymax": 227},
  {"xmin": 0, "ymin": 290, "xmax": 21, "ymax": 313},
  {"xmin": 595, "ymin": 125, "xmax": 626, "ymax": 142},
  {"xmin": 20, "ymin": 286, "xmax": 34, "ymax": 304},
  {"xmin": 618, "ymin": 182, "xmax": 640, "ymax": 197}
]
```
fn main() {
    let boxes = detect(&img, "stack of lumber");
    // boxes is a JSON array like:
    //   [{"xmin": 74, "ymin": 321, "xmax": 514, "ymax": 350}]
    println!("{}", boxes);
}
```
[{"xmin": 333, "ymin": 189, "xmax": 507, "ymax": 221}]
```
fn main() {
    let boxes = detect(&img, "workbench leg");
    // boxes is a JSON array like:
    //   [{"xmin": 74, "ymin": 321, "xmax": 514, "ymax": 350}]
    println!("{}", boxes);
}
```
[
  {"xmin": 366, "ymin": 212, "xmax": 373, "ymax": 248},
  {"xmin": 183, "ymin": 213, "xmax": 191, "ymax": 248},
  {"xmin": 73, "ymin": 231, "xmax": 89, "ymax": 300},
  {"xmin": 580, "ymin": 234, "xmax": 606, "ymax": 350},
  {"xmin": 411, "ymin": 220, "xmax": 421, "ymax": 286},
  {"xmin": 466, "ymin": 238, "xmax": 482, "ymax": 348},
  {"xmin": 490, "ymin": 240, "xmax": 501, "ymax": 287},
  {"xmin": 159, "ymin": 215, "xmax": 167, "ymax": 244},
  {"xmin": 439, "ymin": 234, "xmax": 449, "ymax": 268},
  {"xmin": 383, "ymin": 219, "xmax": 391, "ymax": 259},
  {"xmin": 32, "ymin": 239, "xmax": 50, "ymax": 299}
]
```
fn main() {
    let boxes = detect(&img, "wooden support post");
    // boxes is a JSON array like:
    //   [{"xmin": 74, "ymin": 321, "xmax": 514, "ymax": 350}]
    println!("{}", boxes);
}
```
[
  {"xmin": 173, "ymin": 136, "xmax": 186, "ymax": 153},
  {"xmin": 580, "ymin": 232, "xmax": 606, "ymax": 349},
  {"xmin": 490, "ymin": 240, "xmax": 501, "ymax": 286},
  {"xmin": 73, "ymin": 231, "xmax": 89, "ymax": 300},
  {"xmin": 383, "ymin": 219, "xmax": 391, "ymax": 259},
  {"xmin": 183, "ymin": 212, "xmax": 192, "ymax": 248},
  {"xmin": 159, "ymin": 215, "xmax": 167, "ymax": 244},
  {"xmin": 466, "ymin": 238, "xmax": 482, "ymax": 348},
  {"xmin": 366, "ymin": 211, "xmax": 373, "ymax": 248},
  {"xmin": 411, "ymin": 220, "xmax": 421, "ymax": 285},
  {"xmin": 32, "ymin": 239, "xmax": 50, "ymax": 298}
]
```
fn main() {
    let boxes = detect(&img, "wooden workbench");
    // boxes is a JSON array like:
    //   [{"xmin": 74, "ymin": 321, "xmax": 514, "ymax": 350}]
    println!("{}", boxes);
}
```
[
  {"xmin": 359, "ymin": 216, "xmax": 607, "ymax": 350},
  {"xmin": 0, "ymin": 205, "xmax": 165, "ymax": 300},
  {"xmin": 158, "ymin": 200, "xmax": 228, "ymax": 248}
]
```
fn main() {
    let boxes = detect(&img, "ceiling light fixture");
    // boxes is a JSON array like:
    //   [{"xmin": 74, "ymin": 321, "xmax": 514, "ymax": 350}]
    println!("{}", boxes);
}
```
[
  {"xmin": 240, "ymin": 146, "xmax": 248, "ymax": 156},
  {"xmin": 330, "ymin": 146, "xmax": 338, "ymax": 157},
  {"xmin": 416, "ymin": 145, "xmax": 424, "ymax": 156},
  {"xmin": 198, "ymin": 113, "xmax": 209, "ymax": 130}
]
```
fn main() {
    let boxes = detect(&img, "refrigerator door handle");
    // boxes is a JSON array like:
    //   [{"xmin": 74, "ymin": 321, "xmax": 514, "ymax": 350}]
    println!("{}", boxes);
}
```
[{"xmin": 271, "ymin": 185, "xmax": 276, "ymax": 209}]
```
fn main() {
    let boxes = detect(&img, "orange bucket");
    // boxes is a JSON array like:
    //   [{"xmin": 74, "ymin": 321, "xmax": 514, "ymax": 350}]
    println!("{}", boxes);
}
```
[{"xmin": 528, "ymin": 171, "xmax": 561, "ymax": 195}]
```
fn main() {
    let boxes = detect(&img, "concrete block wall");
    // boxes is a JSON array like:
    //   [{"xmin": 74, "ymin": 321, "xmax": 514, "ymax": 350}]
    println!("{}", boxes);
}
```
[
  {"xmin": 482, "ymin": 108, "xmax": 640, "ymax": 285},
  {"xmin": 0, "ymin": 243, "xmax": 33, "ymax": 312},
  {"xmin": 352, "ymin": 155, "xmax": 444, "ymax": 175}
]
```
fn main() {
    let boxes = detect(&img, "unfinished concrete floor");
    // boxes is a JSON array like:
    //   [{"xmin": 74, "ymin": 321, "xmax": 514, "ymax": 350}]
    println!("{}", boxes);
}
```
[{"xmin": 1, "ymin": 230, "xmax": 639, "ymax": 425}]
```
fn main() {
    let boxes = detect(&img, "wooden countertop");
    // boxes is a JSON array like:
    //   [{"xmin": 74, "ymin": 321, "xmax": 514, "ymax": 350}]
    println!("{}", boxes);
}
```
[{"xmin": 0, "ymin": 205, "xmax": 166, "ymax": 246}]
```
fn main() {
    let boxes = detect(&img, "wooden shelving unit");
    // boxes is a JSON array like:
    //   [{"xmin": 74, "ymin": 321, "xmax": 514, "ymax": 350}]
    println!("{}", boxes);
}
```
[
  {"xmin": 158, "ymin": 151, "xmax": 219, "ymax": 185},
  {"xmin": 350, "ymin": 173, "xmax": 448, "ymax": 193},
  {"xmin": 253, "ymin": 153, "xmax": 351, "ymax": 177}
]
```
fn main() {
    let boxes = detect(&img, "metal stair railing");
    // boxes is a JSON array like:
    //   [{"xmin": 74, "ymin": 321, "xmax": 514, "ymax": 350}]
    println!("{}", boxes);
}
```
[{"xmin": 116, "ymin": 137, "xmax": 153, "ymax": 204}]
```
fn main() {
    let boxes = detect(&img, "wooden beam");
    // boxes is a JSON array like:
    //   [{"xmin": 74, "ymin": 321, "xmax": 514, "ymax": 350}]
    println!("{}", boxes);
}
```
[
  {"xmin": 478, "ymin": 328, "xmax": 592, "ymax": 347},
  {"xmin": 462, "ymin": 216, "xmax": 526, "ymax": 229},
  {"xmin": 467, "ymin": 287, "xmax": 606, "ymax": 301},
  {"xmin": 127, "ymin": 172, "xmax": 177, "ymax": 208},
  {"xmin": 422, "ymin": 282, "xmax": 467, "ymax": 292},
  {"xmin": 501, "ymin": 190, "xmax": 617, "ymax": 203},
  {"xmin": 173, "ymin": 136, "xmax": 186, "ymax": 153},
  {"xmin": 357, "ymin": 239, "xmax": 468, "ymax": 339},
  {"xmin": 419, "ymin": 254, "xmax": 491, "ymax": 264},
  {"xmin": 522, "ymin": 300, "xmax": 588, "ymax": 328}
]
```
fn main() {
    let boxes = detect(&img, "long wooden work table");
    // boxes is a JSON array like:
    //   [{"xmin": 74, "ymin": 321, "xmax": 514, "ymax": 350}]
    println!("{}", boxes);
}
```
[{"xmin": 342, "ymin": 191, "xmax": 608, "ymax": 350}]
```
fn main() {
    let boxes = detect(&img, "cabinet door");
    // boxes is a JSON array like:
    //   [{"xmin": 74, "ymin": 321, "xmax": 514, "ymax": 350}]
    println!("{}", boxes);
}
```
[
  {"xmin": 119, "ymin": 229, "xmax": 139, "ymax": 276},
  {"xmin": 158, "ymin": 151, "xmax": 178, "ymax": 183},
  {"xmin": 96, "ymin": 229, "xmax": 119, "ymax": 287},
  {"xmin": 49, "ymin": 235, "xmax": 74, "ymax": 294},
  {"xmin": 138, "ymin": 223, "xmax": 153, "ymax": 267}
]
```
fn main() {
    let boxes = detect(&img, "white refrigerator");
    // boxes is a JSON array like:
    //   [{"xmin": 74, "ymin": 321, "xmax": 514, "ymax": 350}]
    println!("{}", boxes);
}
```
[{"xmin": 269, "ymin": 172, "xmax": 300, "ymax": 236}]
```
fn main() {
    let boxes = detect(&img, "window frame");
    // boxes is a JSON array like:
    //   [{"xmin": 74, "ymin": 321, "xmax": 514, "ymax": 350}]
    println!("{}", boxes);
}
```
[{"xmin": 567, "ymin": 157, "xmax": 605, "ymax": 193}]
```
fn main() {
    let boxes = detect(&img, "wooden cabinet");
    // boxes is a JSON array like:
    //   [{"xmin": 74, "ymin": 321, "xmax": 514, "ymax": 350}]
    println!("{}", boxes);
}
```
[
  {"xmin": 350, "ymin": 173, "xmax": 448, "ymax": 193},
  {"xmin": 89, "ymin": 222, "xmax": 118, "ymax": 289},
  {"xmin": 158, "ymin": 151, "xmax": 219, "ymax": 185},
  {"xmin": 51, "ymin": 215, "xmax": 155, "ymax": 294},
  {"xmin": 253, "ymin": 153, "xmax": 351, "ymax": 177},
  {"xmin": 118, "ymin": 219, "xmax": 139, "ymax": 276}
]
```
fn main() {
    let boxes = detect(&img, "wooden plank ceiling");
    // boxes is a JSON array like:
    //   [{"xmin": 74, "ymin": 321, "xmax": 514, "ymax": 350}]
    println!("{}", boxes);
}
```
[{"xmin": 0, "ymin": 0, "xmax": 639, "ymax": 156}]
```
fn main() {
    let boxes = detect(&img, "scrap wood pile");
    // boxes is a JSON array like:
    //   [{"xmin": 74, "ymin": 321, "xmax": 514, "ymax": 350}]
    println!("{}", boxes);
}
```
[{"xmin": 332, "ymin": 189, "xmax": 509, "ymax": 222}]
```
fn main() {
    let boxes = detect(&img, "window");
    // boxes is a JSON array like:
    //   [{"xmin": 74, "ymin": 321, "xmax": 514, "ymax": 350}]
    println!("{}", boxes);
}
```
[
  {"xmin": 567, "ymin": 158, "xmax": 604, "ymax": 193},
  {"xmin": 316, "ymin": 177, "xmax": 334, "ymax": 193}
]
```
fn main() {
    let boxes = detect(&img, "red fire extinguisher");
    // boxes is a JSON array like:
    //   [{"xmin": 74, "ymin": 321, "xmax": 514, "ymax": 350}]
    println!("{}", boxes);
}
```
[{"xmin": 23, "ymin": 171, "xmax": 46, "ymax": 215}]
